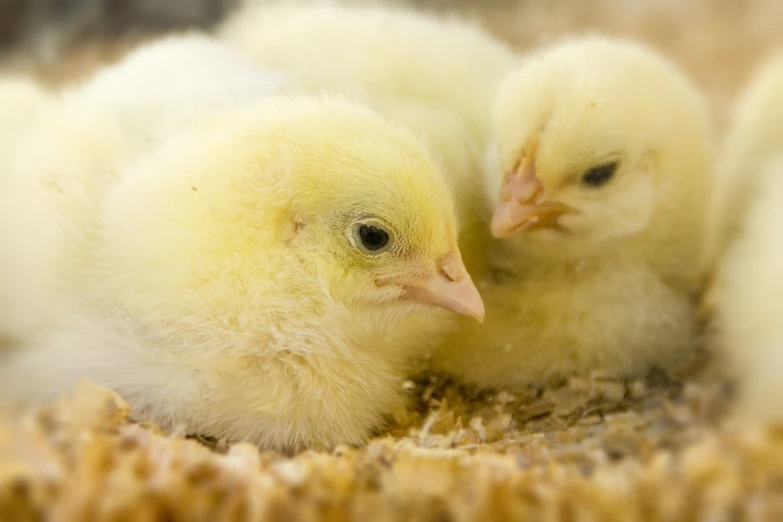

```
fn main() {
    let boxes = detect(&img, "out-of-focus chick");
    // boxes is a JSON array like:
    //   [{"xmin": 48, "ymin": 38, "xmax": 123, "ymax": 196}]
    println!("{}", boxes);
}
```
[
  {"xmin": 710, "ymin": 50, "xmax": 783, "ymax": 424},
  {"xmin": 0, "ymin": 76, "xmax": 51, "ymax": 344},
  {"xmin": 431, "ymin": 36, "xmax": 715, "ymax": 387},
  {"xmin": 701, "ymin": 51, "xmax": 783, "ymax": 319},
  {"xmin": 219, "ymin": 3, "xmax": 516, "ymax": 137},
  {"xmin": 0, "ymin": 77, "xmax": 49, "ymax": 158},
  {"xmin": 70, "ymin": 33, "xmax": 291, "ymax": 146},
  {"xmin": 0, "ymin": 48, "xmax": 483, "ymax": 450},
  {"xmin": 0, "ymin": 34, "xmax": 290, "ymax": 346},
  {"xmin": 716, "ymin": 157, "xmax": 783, "ymax": 423},
  {"xmin": 218, "ymin": 2, "xmax": 518, "ymax": 275}
]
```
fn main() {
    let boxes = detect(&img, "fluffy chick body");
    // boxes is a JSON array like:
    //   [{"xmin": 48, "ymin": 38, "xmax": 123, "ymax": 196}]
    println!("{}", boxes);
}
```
[
  {"xmin": 219, "ymin": 3, "xmax": 518, "ymax": 275},
  {"xmin": 431, "ymin": 37, "xmax": 715, "ymax": 386},
  {"xmin": 701, "ymin": 52, "xmax": 783, "ymax": 321},
  {"xmin": 705, "ymin": 52, "xmax": 783, "ymax": 268},
  {"xmin": 712, "ymin": 52, "xmax": 783, "ymax": 423},
  {"xmin": 716, "ymin": 158, "xmax": 783, "ymax": 423},
  {"xmin": 0, "ymin": 76, "xmax": 53, "ymax": 342},
  {"xmin": 0, "ymin": 37, "xmax": 480, "ymax": 451},
  {"xmin": 0, "ymin": 35, "xmax": 290, "ymax": 346},
  {"xmin": 0, "ymin": 77, "xmax": 49, "ymax": 159}
]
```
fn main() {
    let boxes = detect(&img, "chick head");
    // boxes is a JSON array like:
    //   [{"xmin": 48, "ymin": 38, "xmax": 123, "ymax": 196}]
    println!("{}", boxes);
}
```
[
  {"xmin": 98, "ymin": 96, "xmax": 484, "ymax": 349},
  {"xmin": 276, "ymin": 100, "xmax": 485, "ymax": 323},
  {"xmin": 489, "ymin": 36, "xmax": 712, "ymax": 256}
]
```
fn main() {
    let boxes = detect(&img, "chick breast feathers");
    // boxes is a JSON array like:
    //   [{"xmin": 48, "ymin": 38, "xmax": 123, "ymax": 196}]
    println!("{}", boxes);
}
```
[{"xmin": 0, "ymin": 35, "xmax": 483, "ymax": 451}]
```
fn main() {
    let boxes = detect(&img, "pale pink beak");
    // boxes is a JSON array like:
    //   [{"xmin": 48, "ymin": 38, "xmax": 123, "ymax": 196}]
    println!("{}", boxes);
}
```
[
  {"xmin": 491, "ymin": 136, "xmax": 577, "ymax": 238},
  {"xmin": 392, "ymin": 251, "xmax": 485, "ymax": 323}
]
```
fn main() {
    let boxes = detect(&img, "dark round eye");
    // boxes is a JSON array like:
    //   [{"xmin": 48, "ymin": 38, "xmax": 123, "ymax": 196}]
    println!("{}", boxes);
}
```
[
  {"xmin": 581, "ymin": 162, "xmax": 618, "ymax": 187},
  {"xmin": 358, "ymin": 224, "xmax": 389, "ymax": 251}
]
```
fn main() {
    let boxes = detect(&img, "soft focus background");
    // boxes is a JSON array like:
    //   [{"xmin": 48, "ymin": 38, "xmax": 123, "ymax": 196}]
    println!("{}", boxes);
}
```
[{"xmin": 1, "ymin": 0, "xmax": 782, "ymax": 131}]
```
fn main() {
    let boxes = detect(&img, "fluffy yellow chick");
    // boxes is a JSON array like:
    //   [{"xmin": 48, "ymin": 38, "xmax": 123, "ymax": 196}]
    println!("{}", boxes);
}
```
[
  {"xmin": 701, "ymin": 51, "xmax": 783, "ymax": 318},
  {"xmin": 219, "ymin": 3, "xmax": 516, "ymax": 137},
  {"xmin": 430, "ymin": 36, "xmax": 715, "ymax": 387},
  {"xmin": 0, "ymin": 77, "xmax": 52, "ymax": 344},
  {"xmin": 710, "ymin": 51, "xmax": 783, "ymax": 423},
  {"xmin": 71, "ymin": 33, "xmax": 291, "ymax": 146},
  {"xmin": 0, "ymin": 77, "xmax": 49, "ymax": 156},
  {"xmin": 716, "ymin": 157, "xmax": 783, "ymax": 423},
  {"xmin": 218, "ymin": 2, "xmax": 518, "ymax": 275},
  {"xmin": 0, "ymin": 34, "xmax": 292, "ymax": 347},
  {"xmin": 0, "ymin": 67, "xmax": 483, "ymax": 450}
]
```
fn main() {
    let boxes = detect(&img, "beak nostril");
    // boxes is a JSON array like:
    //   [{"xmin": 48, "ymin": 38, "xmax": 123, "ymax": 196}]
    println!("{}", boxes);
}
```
[
  {"xmin": 440, "ymin": 266, "xmax": 458, "ymax": 283},
  {"xmin": 437, "ymin": 251, "xmax": 466, "ymax": 283}
]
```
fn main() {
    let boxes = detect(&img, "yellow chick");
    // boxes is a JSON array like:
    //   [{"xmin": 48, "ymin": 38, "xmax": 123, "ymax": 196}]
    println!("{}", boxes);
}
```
[
  {"xmin": 71, "ymin": 33, "xmax": 292, "ymax": 146},
  {"xmin": 430, "ymin": 36, "xmax": 715, "ymax": 387},
  {"xmin": 716, "ymin": 157, "xmax": 783, "ymax": 423},
  {"xmin": 218, "ymin": 2, "xmax": 518, "ymax": 275},
  {"xmin": 701, "ymin": 51, "xmax": 783, "ymax": 317},
  {"xmin": 0, "ymin": 77, "xmax": 49, "ymax": 156},
  {"xmin": 219, "ymin": 3, "xmax": 516, "ymax": 138},
  {"xmin": 0, "ymin": 77, "xmax": 52, "ymax": 344},
  {"xmin": 0, "ymin": 68, "xmax": 483, "ymax": 450},
  {"xmin": 710, "ymin": 51, "xmax": 783, "ymax": 423},
  {"xmin": 0, "ymin": 34, "xmax": 291, "ymax": 347}
]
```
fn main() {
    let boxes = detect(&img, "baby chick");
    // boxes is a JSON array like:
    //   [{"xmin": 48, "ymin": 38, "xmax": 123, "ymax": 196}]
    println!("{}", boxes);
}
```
[
  {"xmin": 710, "ymin": 52, "xmax": 783, "ymax": 423},
  {"xmin": 706, "ymin": 51, "xmax": 783, "ymax": 264},
  {"xmin": 716, "ymin": 157, "xmax": 783, "ymax": 423},
  {"xmin": 0, "ymin": 34, "xmax": 292, "ymax": 347},
  {"xmin": 219, "ymin": 3, "xmax": 516, "ymax": 138},
  {"xmin": 219, "ymin": 2, "xmax": 518, "ymax": 275},
  {"xmin": 702, "ymin": 51, "xmax": 783, "ymax": 317},
  {"xmin": 430, "ymin": 36, "xmax": 715, "ymax": 387},
  {"xmin": 0, "ymin": 77, "xmax": 52, "ymax": 344},
  {"xmin": 0, "ymin": 77, "xmax": 49, "ymax": 156},
  {"xmin": 71, "ymin": 33, "xmax": 291, "ymax": 146},
  {"xmin": 0, "ymin": 61, "xmax": 483, "ymax": 450}
]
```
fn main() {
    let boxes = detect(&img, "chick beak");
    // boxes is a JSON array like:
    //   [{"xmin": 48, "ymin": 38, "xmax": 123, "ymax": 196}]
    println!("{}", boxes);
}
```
[
  {"xmin": 491, "ymin": 138, "xmax": 576, "ymax": 238},
  {"xmin": 397, "ymin": 251, "xmax": 485, "ymax": 323}
]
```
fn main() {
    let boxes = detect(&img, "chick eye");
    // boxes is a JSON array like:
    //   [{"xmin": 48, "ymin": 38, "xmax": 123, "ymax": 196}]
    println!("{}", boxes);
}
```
[
  {"xmin": 357, "ymin": 224, "xmax": 390, "ymax": 252},
  {"xmin": 581, "ymin": 162, "xmax": 618, "ymax": 187}
]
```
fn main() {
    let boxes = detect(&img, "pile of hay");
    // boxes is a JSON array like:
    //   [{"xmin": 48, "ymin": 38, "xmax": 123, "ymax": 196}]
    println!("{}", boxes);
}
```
[{"xmin": 2, "ymin": 363, "xmax": 781, "ymax": 521}]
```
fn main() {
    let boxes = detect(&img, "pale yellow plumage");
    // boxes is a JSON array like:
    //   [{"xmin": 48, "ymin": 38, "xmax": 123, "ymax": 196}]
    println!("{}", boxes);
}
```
[
  {"xmin": 431, "ymin": 36, "xmax": 716, "ymax": 386},
  {"xmin": 219, "ymin": 2, "xmax": 518, "ymax": 276},
  {"xmin": 700, "ymin": 51, "xmax": 783, "ymax": 322},
  {"xmin": 0, "ymin": 77, "xmax": 49, "ymax": 160},
  {"xmin": 0, "ymin": 36, "xmax": 482, "ymax": 451},
  {"xmin": 716, "ymin": 157, "xmax": 783, "ymax": 424},
  {"xmin": 705, "ymin": 51, "xmax": 783, "ymax": 270},
  {"xmin": 0, "ymin": 34, "xmax": 290, "ymax": 346},
  {"xmin": 711, "ymin": 51, "xmax": 783, "ymax": 424},
  {"xmin": 0, "ymin": 76, "xmax": 53, "ymax": 343}
]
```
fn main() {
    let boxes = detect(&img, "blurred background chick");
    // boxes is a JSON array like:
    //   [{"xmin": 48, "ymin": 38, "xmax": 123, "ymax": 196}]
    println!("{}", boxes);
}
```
[
  {"xmin": 1, "ymin": 0, "xmax": 781, "ymax": 127},
  {"xmin": 0, "ymin": 34, "xmax": 291, "ymax": 348},
  {"xmin": 716, "ymin": 158, "xmax": 783, "ymax": 425},
  {"xmin": 704, "ymin": 51, "xmax": 783, "ymax": 289},
  {"xmin": 710, "ymin": 51, "xmax": 783, "ymax": 424}
]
